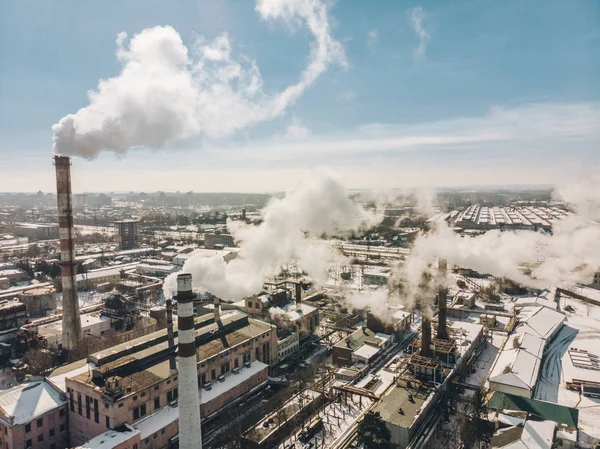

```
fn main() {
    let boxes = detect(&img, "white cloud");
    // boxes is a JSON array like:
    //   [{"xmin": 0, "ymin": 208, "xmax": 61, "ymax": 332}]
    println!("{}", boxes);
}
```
[
  {"xmin": 409, "ymin": 6, "xmax": 430, "ymax": 57},
  {"xmin": 367, "ymin": 29, "xmax": 378, "ymax": 48},
  {"xmin": 52, "ymin": 0, "xmax": 346, "ymax": 158},
  {"xmin": 285, "ymin": 123, "xmax": 311, "ymax": 139}
]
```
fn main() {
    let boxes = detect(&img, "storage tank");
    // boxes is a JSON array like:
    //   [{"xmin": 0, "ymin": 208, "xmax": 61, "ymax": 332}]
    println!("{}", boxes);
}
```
[{"xmin": 19, "ymin": 286, "xmax": 57, "ymax": 318}]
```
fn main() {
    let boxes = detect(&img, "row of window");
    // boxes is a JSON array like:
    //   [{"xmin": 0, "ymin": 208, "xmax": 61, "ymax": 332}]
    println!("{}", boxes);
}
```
[{"xmin": 16, "ymin": 424, "xmax": 65, "ymax": 449}]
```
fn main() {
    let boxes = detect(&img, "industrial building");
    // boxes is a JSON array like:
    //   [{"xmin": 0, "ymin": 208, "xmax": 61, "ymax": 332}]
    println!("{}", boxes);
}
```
[
  {"xmin": 19, "ymin": 286, "xmax": 57, "ymax": 318},
  {"xmin": 332, "ymin": 326, "xmax": 391, "ymax": 367},
  {"xmin": 8, "ymin": 223, "xmax": 59, "ymax": 241},
  {"xmin": 49, "ymin": 306, "xmax": 277, "ymax": 447},
  {"xmin": 0, "ymin": 380, "xmax": 69, "ymax": 449},
  {"xmin": 203, "ymin": 233, "xmax": 234, "ymax": 249}
]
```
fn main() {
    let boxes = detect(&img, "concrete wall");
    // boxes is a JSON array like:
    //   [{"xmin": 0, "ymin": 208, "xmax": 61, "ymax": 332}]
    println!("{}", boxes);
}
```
[{"xmin": 488, "ymin": 381, "xmax": 531, "ymax": 399}]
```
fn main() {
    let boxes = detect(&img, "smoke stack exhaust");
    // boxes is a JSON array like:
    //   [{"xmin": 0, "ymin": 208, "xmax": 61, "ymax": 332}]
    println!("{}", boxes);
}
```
[
  {"xmin": 213, "ymin": 295, "xmax": 220, "ymax": 322},
  {"xmin": 166, "ymin": 299, "xmax": 176, "ymax": 371},
  {"xmin": 437, "ymin": 259, "xmax": 448, "ymax": 340},
  {"xmin": 295, "ymin": 282, "xmax": 302, "ymax": 312},
  {"xmin": 421, "ymin": 315, "xmax": 432, "ymax": 358},
  {"xmin": 54, "ymin": 155, "xmax": 82, "ymax": 351},
  {"xmin": 176, "ymin": 273, "xmax": 202, "ymax": 449}
]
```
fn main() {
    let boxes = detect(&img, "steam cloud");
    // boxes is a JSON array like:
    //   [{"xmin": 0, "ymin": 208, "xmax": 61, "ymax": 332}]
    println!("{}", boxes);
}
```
[
  {"xmin": 398, "ymin": 179, "xmax": 600, "ymax": 309},
  {"xmin": 163, "ymin": 171, "xmax": 379, "ymax": 300},
  {"xmin": 52, "ymin": 0, "xmax": 346, "ymax": 157}
]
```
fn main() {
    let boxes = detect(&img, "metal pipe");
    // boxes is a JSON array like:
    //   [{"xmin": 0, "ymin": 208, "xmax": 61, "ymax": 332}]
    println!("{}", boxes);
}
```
[
  {"xmin": 54, "ymin": 155, "xmax": 82, "ymax": 351},
  {"xmin": 421, "ymin": 315, "xmax": 432, "ymax": 358},
  {"xmin": 176, "ymin": 273, "xmax": 202, "ymax": 449},
  {"xmin": 437, "ymin": 259, "xmax": 448, "ymax": 340},
  {"xmin": 213, "ymin": 295, "xmax": 220, "ymax": 322},
  {"xmin": 166, "ymin": 299, "xmax": 176, "ymax": 371}
]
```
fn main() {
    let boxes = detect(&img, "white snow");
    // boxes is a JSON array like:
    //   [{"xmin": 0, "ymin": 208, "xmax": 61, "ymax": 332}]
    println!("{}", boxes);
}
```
[
  {"xmin": 521, "ymin": 420, "xmax": 555, "ymax": 449},
  {"xmin": 0, "ymin": 381, "xmax": 66, "ymax": 425},
  {"xmin": 201, "ymin": 360, "xmax": 268, "ymax": 404},
  {"xmin": 49, "ymin": 362, "xmax": 96, "ymax": 393},
  {"xmin": 134, "ymin": 404, "xmax": 178, "ymax": 439},
  {"xmin": 76, "ymin": 425, "xmax": 140, "ymax": 448}
]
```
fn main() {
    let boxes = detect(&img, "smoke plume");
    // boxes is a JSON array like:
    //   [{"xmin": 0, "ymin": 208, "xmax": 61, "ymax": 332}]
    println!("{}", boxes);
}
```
[
  {"xmin": 163, "ymin": 171, "xmax": 379, "ymax": 300},
  {"xmin": 52, "ymin": 0, "xmax": 346, "ymax": 157},
  {"xmin": 397, "ymin": 177, "xmax": 600, "ymax": 309}
]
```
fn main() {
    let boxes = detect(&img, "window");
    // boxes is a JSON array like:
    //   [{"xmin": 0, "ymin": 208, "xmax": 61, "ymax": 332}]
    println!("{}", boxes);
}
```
[
  {"xmin": 174, "ymin": 376, "xmax": 177, "ymax": 381},
  {"xmin": 59, "ymin": 408, "xmax": 65, "ymax": 417},
  {"xmin": 49, "ymin": 429, "xmax": 55, "ymax": 438},
  {"xmin": 51, "ymin": 444, "xmax": 56, "ymax": 449},
  {"xmin": 153, "ymin": 433, "xmax": 158, "ymax": 439},
  {"xmin": 77, "ymin": 393, "xmax": 82, "ymax": 416},
  {"xmin": 154, "ymin": 385, "xmax": 159, "ymax": 391},
  {"xmin": 154, "ymin": 397, "xmax": 160, "ymax": 410},
  {"xmin": 26, "ymin": 440, "xmax": 32, "ymax": 448},
  {"xmin": 255, "ymin": 348, "xmax": 259, "ymax": 359},
  {"xmin": 211, "ymin": 369, "xmax": 216, "ymax": 380},
  {"xmin": 60, "ymin": 424, "xmax": 66, "ymax": 433},
  {"xmin": 234, "ymin": 358, "xmax": 239, "ymax": 368},
  {"xmin": 37, "ymin": 418, "xmax": 43, "ymax": 428},
  {"xmin": 106, "ymin": 416, "xmax": 110, "ymax": 428},
  {"xmin": 248, "ymin": 301, "xmax": 253, "ymax": 309},
  {"xmin": 133, "ymin": 395, "xmax": 138, "ymax": 401},
  {"xmin": 167, "ymin": 380, "xmax": 171, "ymax": 385},
  {"xmin": 25, "ymin": 423, "xmax": 31, "ymax": 433},
  {"xmin": 94, "ymin": 399, "xmax": 99, "ymax": 423},
  {"xmin": 38, "ymin": 434, "xmax": 44, "ymax": 443},
  {"xmin": 133, "ymin": 404, "xmax": 147, "ymax": 421},
  {"xmin": 161, "ymin": 429, "xmax": 166, "ymax": 434},
  {"xmin": 255, "ymin": 303, "xmax": 260, "ymax": 309},
  {"xmin": 133, "ymin": 445, "xmax": 138, "ymax": 449},
  {"xmin": 85, "ymin": 396, "xmax": 91, "ymax": 419},
  {"xmin": 118, "ymin": 402, "xmax": 124, "ymax": 408}
]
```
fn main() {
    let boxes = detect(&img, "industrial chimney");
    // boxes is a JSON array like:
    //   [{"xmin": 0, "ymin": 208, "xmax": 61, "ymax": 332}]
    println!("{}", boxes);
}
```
[
  {"xmin": 295, "ymin": 282, "xmax": 302, "ymax": 312},
  {"xmin": 54, "ymin": 156, "xmax": 82, "ymax": 351},
  {"xmin": 166, "ymin": 299, "xmax": 176, "ymax": 371},
  {"xmin": 437, "ymin": 259, "xmax": 448, "ymax": 340},
  {"xmin": 176, "ymin": 273, "xmax": 202, "ymax": 449},
  {"xmin": 421, "ymin": 315, "xmax": 432, "ymax": 358},
  {"xmin": 213, "ymin": 295, "xmax": 220, "ymax": 322}
]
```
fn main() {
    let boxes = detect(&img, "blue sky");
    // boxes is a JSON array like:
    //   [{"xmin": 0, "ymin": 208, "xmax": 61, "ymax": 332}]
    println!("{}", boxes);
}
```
[{"xmin": 0, "ymin": 0, "xmax": 599, "ymax": 192}]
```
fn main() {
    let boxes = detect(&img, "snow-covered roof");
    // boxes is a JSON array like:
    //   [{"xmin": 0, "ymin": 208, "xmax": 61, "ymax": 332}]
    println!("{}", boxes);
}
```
[
  {"xmin": 520, "ymin": 306, "xmax": 565, "ymax": 340},
  {"xmin": 520, "ymin": 420, "xmax": 555, "ymax": 449},
  {"xmin": 76, "ymin": 425, "xmax": 139, "ymax": 448},
  {"xmin": 353, "ymin": 344, "xmax": 381, "ymax": 361},
  {"xmin": 0, "ymin": 381, "xmax": 66, "ymax": 425},
  {"xmin": 202, "ymin": 360, "xmax": 268, "ymax": 404},
  {"xmin": 134, "ymin": 404, "xmax": 178, "ymax": 439},
  {"xmin": 49, "ymin": 362, "xmax": 96, "ymax": 392},
  {"xmin": 519, "ymin": 333, "xmax": 545, "ymax": 359},
  {"xmin": 275, "ymin": 302, "xmax": 318, "ymax": 321},
  {"xmin": 489, "ymin": 372, "xmax": 532, "ymax": 391},
  {"xmin": 489, "ymin": 348, "xmax": 541, "ymax": 390}
]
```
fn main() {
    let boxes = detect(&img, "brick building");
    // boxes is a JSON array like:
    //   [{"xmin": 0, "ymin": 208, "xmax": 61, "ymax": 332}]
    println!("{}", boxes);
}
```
[
  {"xmin": 0, "ymin": 380, "xmax": 69, "ymax": 449},
  {"xmin": 49, "ymin": 310, "xmax": 277, "ymax": 447}
]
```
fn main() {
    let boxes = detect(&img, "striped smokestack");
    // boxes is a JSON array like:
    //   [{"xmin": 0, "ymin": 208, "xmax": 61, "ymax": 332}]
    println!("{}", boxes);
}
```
[
  {"xmin": 437, "ymin": 259, "xmax": 448, "ymax": 340},
  {"xmin": 54, "ymin": 155, "xmax": 82, "ymax": 351},
  {"xmin": 176, "ymin": 273, "xmax": 202, "ymax": 449},
  {"xmin": 166, "ymin": 299, "xmax": 176, "ymax": 371}
]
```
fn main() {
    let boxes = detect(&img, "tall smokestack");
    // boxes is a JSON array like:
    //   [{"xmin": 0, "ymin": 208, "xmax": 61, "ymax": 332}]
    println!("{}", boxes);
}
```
[
  {"xmin": 295, "ymin": 283, "xmax": 302, "ymax": 312},
  {"xmin": 213, "ymin": 296, "xmax": 220, "ymax": 322},
  {"xmin": 166, "ymin": 299, "xmax": 176, "ymax": 371},
  {"xmin": 421, "ymin": 315, "xmax": 432, "ymax": 358},
  {"xmin": 437, "ymin": 259, "xmax": 448, "ymax": 340},
  {"xmin": 54, "ymin": 156, "xmax": 82, "ymax": 351},
  {"xmin": 176, "ymin": 273, "xmax": 202, "ymax": 449}
]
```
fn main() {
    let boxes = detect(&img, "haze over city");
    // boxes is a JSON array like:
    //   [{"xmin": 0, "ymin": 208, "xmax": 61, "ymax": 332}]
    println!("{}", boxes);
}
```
[{"xmin": 1, "ymin": 2, "xmax": 600, "ymax": 449}]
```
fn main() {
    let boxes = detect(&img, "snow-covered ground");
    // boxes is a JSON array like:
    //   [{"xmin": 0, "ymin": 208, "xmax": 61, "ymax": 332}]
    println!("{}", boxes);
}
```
[{"xmin": 277, "ymin": 396, "xmax": 373, "ymax": 449}]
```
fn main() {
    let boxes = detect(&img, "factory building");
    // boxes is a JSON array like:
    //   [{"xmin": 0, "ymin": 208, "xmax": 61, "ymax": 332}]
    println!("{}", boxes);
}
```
[
  {"xmin": 50, "ymin": 309, "xmax": 277, "ymax": 447},
  {"xmin": 8, "ymin": 223, "xmax": 59, "ymax": 241},
  {"xmin": 332, "ymin": 327, "xmax": 392, "ymax": 367},
  {"xmin": 203, "ymin": 233, "xmax": 234, "ymax": 249},
  {"xmin": 0, "ymin": 380, "xmax": 69, "ymax": 449}
]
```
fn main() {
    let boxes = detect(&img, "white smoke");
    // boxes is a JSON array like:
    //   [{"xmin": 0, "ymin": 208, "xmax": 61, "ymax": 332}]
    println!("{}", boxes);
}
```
[
  {"xmin": 345, "ymin": 289, "xmax": 391, "ymax": 318},
  {"xmin": 52, "ymin": 0, "xmax": 346, "ymax": 157},
  {"xmin": 398, "ymin": 176, "xmax": 600, "ymax": 308},
  {"xmin": 163, "ymin": 171, "xmax": 379, "ymax": 300}
]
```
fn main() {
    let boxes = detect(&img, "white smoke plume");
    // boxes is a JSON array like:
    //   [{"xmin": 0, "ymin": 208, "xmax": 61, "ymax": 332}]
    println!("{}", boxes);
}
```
[
  {"xmin": 52, "ymin": 0, "xmax": 346, "ymax": 157},
  {"xmin": 397, "ymin": 176, "xmax": 600, "ymax": 309},
  {"xmin": 345, "ymin": 289, "xmax": 391, "ymax": 318},
  {"xmin": 163, "ymin": 171, "xmax": 379, "ymax": 300}
]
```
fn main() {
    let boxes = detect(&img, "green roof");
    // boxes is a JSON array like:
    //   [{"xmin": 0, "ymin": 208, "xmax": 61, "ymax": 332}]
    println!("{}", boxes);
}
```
[{"xmin": 486, "ymin": 391, "xmax": 578, "ymax": 428}]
